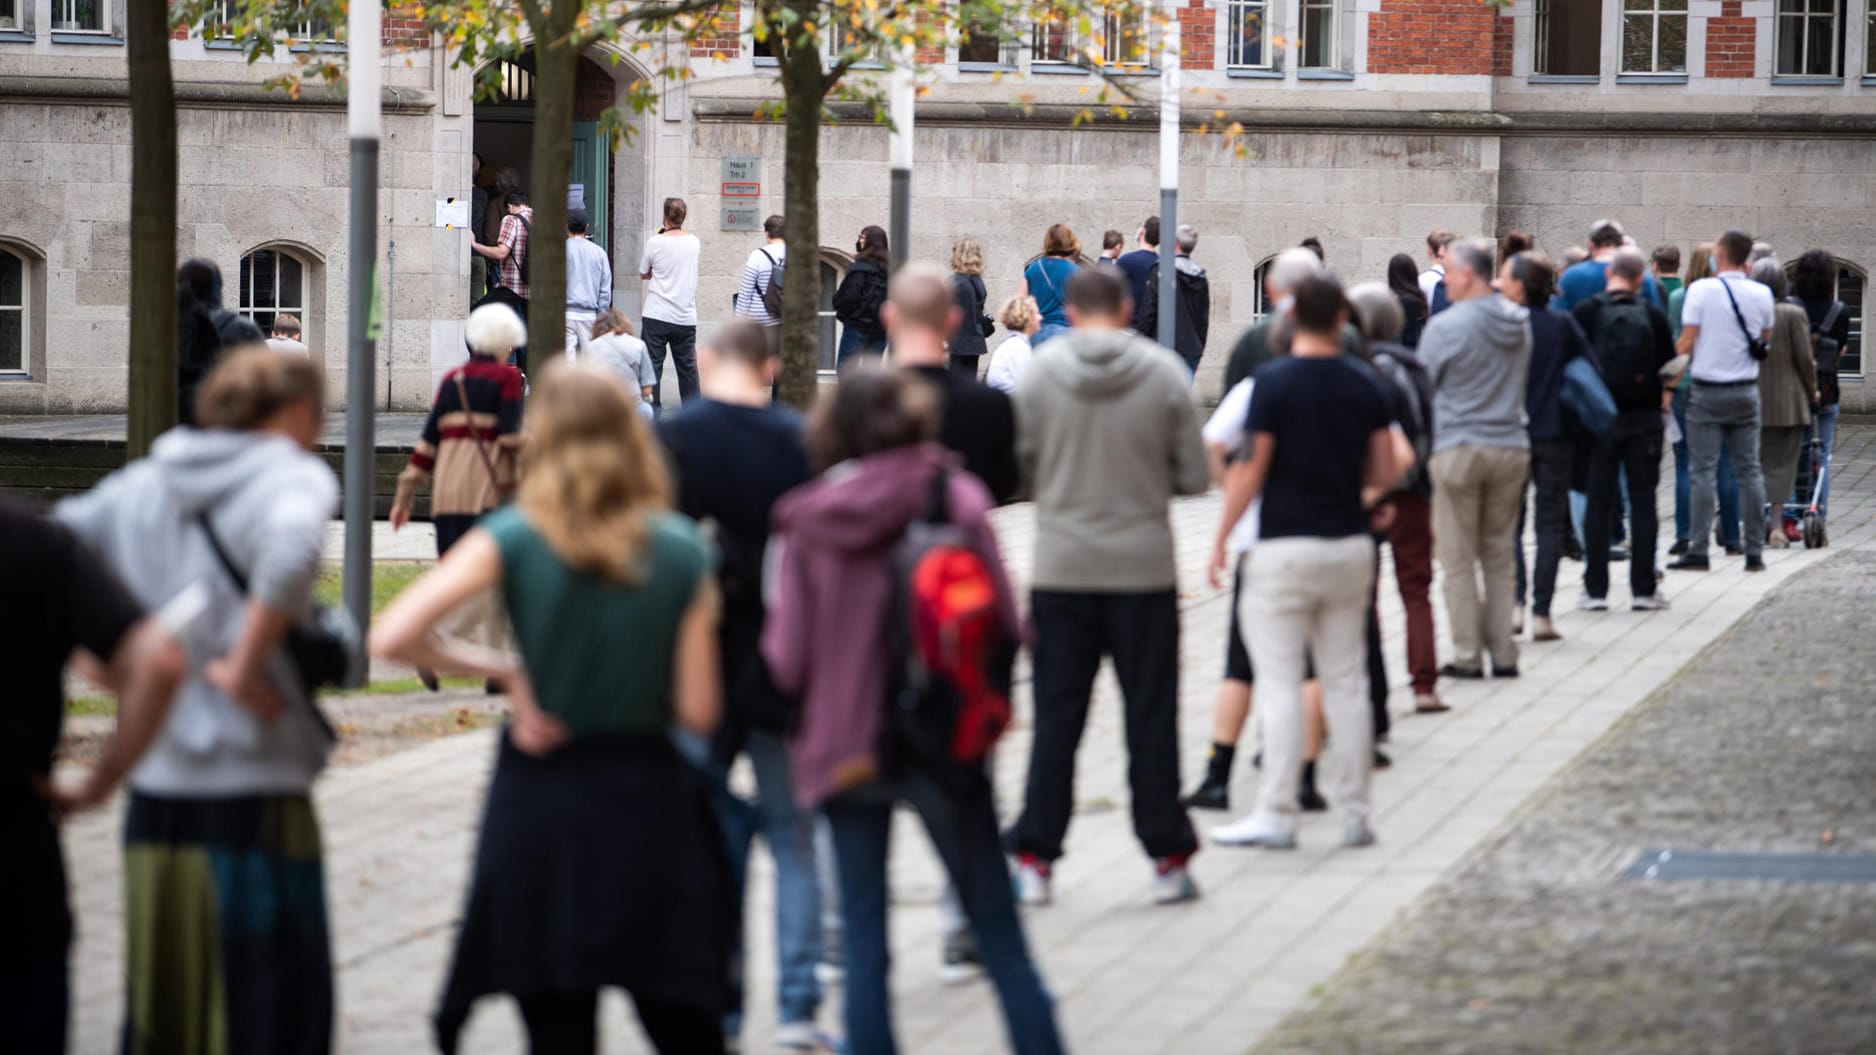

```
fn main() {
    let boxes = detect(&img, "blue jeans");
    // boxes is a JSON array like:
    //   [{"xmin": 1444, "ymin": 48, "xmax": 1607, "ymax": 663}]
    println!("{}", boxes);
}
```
[
  {"xmin": 1687, "ymin": 382, "xmax": 1768, "ymax": 560},
  {"xmin": 1810, "ymin": 402, "xmax": 1841, "ymax": 516},
  {"xmin": 837, "ymin": 327, "xmax": 885, "ymax": 366},
  {"xmin": 824, "ymin": 775, "xmax": 1064, "ymax": 1055},
  {"xmin": 679, "ymin": 731, "xmax": 823, "ymax": 1031},
  {"xmin": 1672, "ymin": 385, "xmax": 1740, "ymax": 545}
]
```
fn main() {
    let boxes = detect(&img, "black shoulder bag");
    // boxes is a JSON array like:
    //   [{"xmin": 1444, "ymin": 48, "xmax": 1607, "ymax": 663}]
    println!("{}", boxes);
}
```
[
  {"xmin": 1719, "ymin": 277, "xmax": 1769, "ymax": 362},
  {"xmin": 196, "ymin": 513, "xmax": 361, "ymax": 741}
]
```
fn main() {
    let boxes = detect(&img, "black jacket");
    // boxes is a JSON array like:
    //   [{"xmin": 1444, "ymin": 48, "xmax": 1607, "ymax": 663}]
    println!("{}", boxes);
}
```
[
  {"xmin": 906, "ymin": 364, "xmax": 1020, "ymax": 504},
  {"xmin": 948, "ymin": 273, "xmax": 992, "ymax": 358},
  {"xmin": 1135, "ymin": 256, "xmax": 1210, "ymax": 368},
  {"xmin": 832, "ymin": 261, "xmax": 889, "ymax": 338}
]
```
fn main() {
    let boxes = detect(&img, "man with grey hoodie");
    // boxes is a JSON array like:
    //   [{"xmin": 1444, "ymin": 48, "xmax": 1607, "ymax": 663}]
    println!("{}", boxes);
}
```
[
  {"xmin": 1006, "ymin": 266, "xmax": 1210, "ymax": 907},
  {"xmin": 1419, "ymin": 238, "xmax": 1533, "ymax": 681}
]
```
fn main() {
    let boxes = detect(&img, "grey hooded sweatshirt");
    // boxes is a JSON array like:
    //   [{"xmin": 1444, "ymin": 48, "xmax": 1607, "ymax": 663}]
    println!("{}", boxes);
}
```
[
  {"xmin": 58, "ymin": 428, "xmax": 339, "ymax": 796},
  {"xmin": 1015, "ymin": 327, "xmax": 1209, "ymax": 591},
  {"xmin": 1419, "ymin": 293, "xmax": 1533, "ymax": 453}
]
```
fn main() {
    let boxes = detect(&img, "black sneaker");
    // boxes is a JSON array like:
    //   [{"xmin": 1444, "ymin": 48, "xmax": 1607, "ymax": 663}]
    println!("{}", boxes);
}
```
[
  {"xmin": 1182, "ymin": 780, "xmax": 1230, "ymax": 811},
  {"xmin": 1298, "ymin": 785, "xmax": 1329, "ymax": 812},
  {"xmin": 1440, "ymin": 663, "xmax": 1485, "ymax": 680},
  {"xmin": 1491, "ymin": 664, "xmax": 1520, "ymax": 679},
  {"xmin": 1609, "ymin": 546, "xmax": 1629, "ymax": 562},
  {"xmin": 1667, "ymin": 555, "xmax": 1711, "ymax": 571},
  {"xmin": 1745, "ymin": 556, "xmax": 1766, "ymax": 573},
  {"xmin": 941, "ymin": 929, "xmax": 984, "ymax": 986},
  {"xmin": 1724, "ymin": 545, "xmax": 1743, "ymax": 557},
  {"xmin": 1668, "ymin": 539, "xmax": 1689, "ymax": 556}
]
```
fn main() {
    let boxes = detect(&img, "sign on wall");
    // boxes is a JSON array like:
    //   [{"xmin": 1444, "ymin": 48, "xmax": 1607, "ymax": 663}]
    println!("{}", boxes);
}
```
[
  {"xmin": 722, "ymin": 155, "xmax": 761, "ymax": 184},
  {"xmin": 721, "ymin": 204, "xmax": 761, "ymax": 232}
]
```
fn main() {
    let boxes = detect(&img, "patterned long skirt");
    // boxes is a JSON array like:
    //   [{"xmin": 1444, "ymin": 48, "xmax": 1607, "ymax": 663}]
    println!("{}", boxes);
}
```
[{"xmin": 121, "ymin": 792, "xmax": 332, "ymax": 1055}]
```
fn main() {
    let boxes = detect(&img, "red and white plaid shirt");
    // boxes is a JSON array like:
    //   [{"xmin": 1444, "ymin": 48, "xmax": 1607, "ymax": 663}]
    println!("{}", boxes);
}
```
[{"xmin": 496, "ymin": 206, "xmax": 533, "ymax": 298}]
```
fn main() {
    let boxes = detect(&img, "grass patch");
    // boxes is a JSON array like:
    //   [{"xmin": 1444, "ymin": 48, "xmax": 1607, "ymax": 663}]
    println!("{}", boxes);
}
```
[
  {"xmin": 312, "ymin": 560, "xmax": 433, "ymax": 618},
  {"xmin": 66, "ymin": 695, "xmax": 118, "ymax": 718}
]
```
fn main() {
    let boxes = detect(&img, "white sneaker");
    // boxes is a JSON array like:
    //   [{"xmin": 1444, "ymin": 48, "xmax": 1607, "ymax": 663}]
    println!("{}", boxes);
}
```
[
  {"xmin": 1343, "ymin": 819, "xmax": 1377, "ymax": 848},
  {"xmin": 1211, "ymin": 814, "xmax": 1298, "ymax": 849},
  {"xmin": 1152, "ymin": 859, "xmax": 1200, "ymax": 904},
  {"xmin": 1575, "ymin": 592, "xmax": 1609, "ymax": 612},
  {"xmin": 1013, "ymin": 857, "xmax": 1053, "ymax": 907},
  {"xmin": 1631, "ymin": 592, "xmax": 1671, "ymax": 611},
  {"xmin": 772, "ymin": 1022, "xmax": 820, "ymax": 1052}
]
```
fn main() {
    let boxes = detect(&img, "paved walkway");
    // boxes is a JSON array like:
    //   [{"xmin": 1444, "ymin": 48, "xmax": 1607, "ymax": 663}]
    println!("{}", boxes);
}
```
[{"xmin": 63, "ymin": 427, "xmax": 1876, "ymax": 1054}]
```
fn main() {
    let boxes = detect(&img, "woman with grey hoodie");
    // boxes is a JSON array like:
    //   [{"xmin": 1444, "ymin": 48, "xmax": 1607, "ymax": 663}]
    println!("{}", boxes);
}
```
[{"xmin": 58, "ymin": 349, "xmax": 341, "ymax": 1053}]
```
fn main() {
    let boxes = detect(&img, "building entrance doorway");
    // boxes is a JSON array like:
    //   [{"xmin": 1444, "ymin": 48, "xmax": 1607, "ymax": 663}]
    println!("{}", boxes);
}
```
[{"xmin": 472, "ymin": 52, "xmax": 619, "ymax": 253}]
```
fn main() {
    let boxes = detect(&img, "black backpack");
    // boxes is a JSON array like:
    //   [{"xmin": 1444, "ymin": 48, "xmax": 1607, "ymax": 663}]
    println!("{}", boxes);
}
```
[
  {"xmin": 1795, "ymin": 296, "xmax": 1846, "ymax": 408},
  {"xmin": 514, "ymin": 215, "xmax": 532, "ymax": 287},
  {"xmin": 1588, "ymin": 294, "xmax": 1659, "ymax": 408},
  {"xmin": 759, "ymin": 249, "xmax": 785, "ymax": 317}
]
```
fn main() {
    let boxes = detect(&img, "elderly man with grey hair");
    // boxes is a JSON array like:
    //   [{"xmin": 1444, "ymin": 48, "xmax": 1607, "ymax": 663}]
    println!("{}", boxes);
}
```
[
  {"xmin": 1223, "ymin": 247, "xmax": 1363, "ymax": 390},
  {"xmin": 1136, "ymin": 223, "xmax": 1212, "ymax": 376},
  {"xmin": 1420, "ymin": 237, "xmax": 1532, "ymax": 682}
]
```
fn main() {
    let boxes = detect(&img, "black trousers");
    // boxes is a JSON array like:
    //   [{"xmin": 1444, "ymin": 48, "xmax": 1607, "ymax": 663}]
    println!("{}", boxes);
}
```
[
  {"xmin": 640, "ymin": 318, "xmax": 699, "ymax": 412},
  {"xmin": 1009, "ymin": 589, "xmax": 1196, "ymax": 862},
  {"xmin": 1585, "ymin": 410, "xmax": 1664, "ymax": 600},
  {"xmin": 516, "ymin": 989, "xmax": 723, "ymax": 1055},
  {"xmin": 1527, "ymin": 439, "xmax": 1574, "ymax": 617},
  {"xmin": 947, "ymin": 353, "xmax": 981, "ymax": 378}
]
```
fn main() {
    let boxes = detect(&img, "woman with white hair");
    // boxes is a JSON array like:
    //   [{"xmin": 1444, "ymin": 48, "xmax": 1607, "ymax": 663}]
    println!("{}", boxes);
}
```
[{"xmin": 390, "ymin": 303, "xmax": 527, "ymax": 688}]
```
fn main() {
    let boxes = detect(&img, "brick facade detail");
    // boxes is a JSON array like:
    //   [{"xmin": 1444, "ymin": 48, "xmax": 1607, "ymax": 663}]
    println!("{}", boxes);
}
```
[
  {"xmin": 1179, "ymin": 0, "xmax": 1214, "ymax": 70},
  {"xmin": 1492, "ymin": 9, "xmax": 1514, "ymax": 77},
  {"xmin": 1706, "ymin": 1, "xmax": 1756, "ymax": 77},
  {"xmin": 574, "ymin": 59, "xmax": 616, "ymax": 121},
  {"xmin": 382, "ymin": 16, "xmax": 427, "ymax": 50},
  {"xmin": 690, "ymin": 4, "xmax": 742, "ymax": 58},
  {"xmin": 1366, "ymin": 0, "xmax": 1496, "ymax": 75}
]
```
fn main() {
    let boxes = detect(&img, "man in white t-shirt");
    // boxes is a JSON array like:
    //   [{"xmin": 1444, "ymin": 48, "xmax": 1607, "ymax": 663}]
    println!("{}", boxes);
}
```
[
  {"xmin": 637, "ymin": 196, "xmax": 702, "ymax": 413},
  {"xmin": 1418, "ymin": 228, "xmax": 1455, "ymax": 304},
  {"xmin": 1669, "ymin": 228, "xmax": 1775, "ymax": 574},
  {"xmin": 733, "ymin": 215, "xmax": 786, "ymax": 353}
]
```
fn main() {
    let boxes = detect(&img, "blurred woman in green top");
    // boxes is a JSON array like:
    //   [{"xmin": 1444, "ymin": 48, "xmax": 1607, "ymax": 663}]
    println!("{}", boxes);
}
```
[{"xmin": 372, "ymin": 363, "xmax": 730, "ymax": 1055}]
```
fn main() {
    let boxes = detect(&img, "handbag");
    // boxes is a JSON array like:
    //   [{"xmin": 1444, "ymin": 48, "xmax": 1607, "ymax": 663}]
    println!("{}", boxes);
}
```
[
  {"xmin": 196, "ymin": 513, "xmax": 361, "ymax": 739},
  {"xmin": 1719, "ymin": 276, "xmax": 1769, "ymax": 362},
  {"xmin": 1561, "ymin": 355, "xmax": 1617, "ymax": 436},
  {"xmin": 454, "ymin": 373, "xmax": 518, "ymax": 503}
]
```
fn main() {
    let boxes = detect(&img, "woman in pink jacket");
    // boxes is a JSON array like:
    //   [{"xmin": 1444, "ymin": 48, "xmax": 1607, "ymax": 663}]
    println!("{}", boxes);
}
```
[{"xmin": 763, "ymin": 367, "xmax": 1064, "ymax": 1055}]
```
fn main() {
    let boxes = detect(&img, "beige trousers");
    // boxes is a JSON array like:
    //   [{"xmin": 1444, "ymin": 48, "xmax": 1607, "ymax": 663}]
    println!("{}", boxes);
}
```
[{"xmin": 1430, "ymin": 445, "xmax": 1530, "ymax": 672}]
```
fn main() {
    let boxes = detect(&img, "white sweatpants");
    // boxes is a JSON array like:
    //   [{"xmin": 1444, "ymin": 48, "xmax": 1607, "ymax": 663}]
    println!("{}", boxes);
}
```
[{"xmin": 1240, "ymin": 535, "xmax": 1377, "ymax": 830}]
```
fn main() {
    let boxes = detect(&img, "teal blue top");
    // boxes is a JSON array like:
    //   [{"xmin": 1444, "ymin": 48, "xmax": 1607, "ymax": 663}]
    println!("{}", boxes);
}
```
[{"xmin": 483, "ymin": 506, "xmax": 711, "ymax": 735}]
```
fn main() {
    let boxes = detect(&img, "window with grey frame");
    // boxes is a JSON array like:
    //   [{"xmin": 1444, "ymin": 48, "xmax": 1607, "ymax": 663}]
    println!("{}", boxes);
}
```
[
  {"xmin": 1032, "ymin": 10, "xmax": 1083, "ymax": 63},
  {"xmin": 1226, "ymin": 0, "xmax": 1271, "ymax": 67},
  {"xmin": 818, "ymin": 261, "xmax": 841, "ymax": 373},
  {"xmin": 1297, "ymin": 0, "xmax": 1337, "ymax": 68},
  {"xmin": 0, "ymin": 249, "xmax": 24, "ymax": 373},
  {"xmin": 210, "ymin": 1, "xmax": 335, "ymax": 41},
  {"xmin": 1776, "ymin": 0, "xmax": 1842, "ymax": 77},
  {"xmin": 1621, "ymin": 0, "xmax": 1686, "ymax": 72},
  {"xmin": 53, "ymin": 0, "xmax": 103, "ymax": 31},
  {"xmin": 958, "ymin": 18, "xmax": 1020, "ymax": 64},
  {"xmin": 238, "ymin": 249, "xmax": 307, "ymax": 340},
  {"xmin": 1534, "ymin": 0, "xmax": 1602, "ymax": 75},
  {"xmin": 1101, "ymin": 2, "xmax": 1152, "ymax": 66},
  {"xmin": 0, "ymin": 0, "xmax": 21, "ymax": 31}
]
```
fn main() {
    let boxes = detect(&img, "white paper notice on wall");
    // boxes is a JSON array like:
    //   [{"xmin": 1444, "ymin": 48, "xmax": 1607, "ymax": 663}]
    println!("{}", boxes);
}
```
[{"xmin": 435, "ymin": 198, "xmax": 471, "ymax": 229}]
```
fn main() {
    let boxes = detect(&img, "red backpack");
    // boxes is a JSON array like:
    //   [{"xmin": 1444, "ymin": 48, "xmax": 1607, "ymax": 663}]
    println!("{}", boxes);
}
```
[{"xmin": 884, "ymin": 471, "xmax": 1014, "ymax": 792}]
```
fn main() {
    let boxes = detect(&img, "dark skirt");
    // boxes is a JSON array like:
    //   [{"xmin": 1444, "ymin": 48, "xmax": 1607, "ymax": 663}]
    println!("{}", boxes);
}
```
[
  {"xmin": 121, "ymin": 792, "xmax": 332, "ymax": 1055},
  {"xmin": 434, "ymin": 729, "xmax": 733, "ymax": 1051}
]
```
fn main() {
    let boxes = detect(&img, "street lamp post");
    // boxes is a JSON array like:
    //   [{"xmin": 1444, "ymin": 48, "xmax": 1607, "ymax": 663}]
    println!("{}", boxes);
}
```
[
  {"xmin": 342, "ymin": 0, "xmax": 380, "ymax": 656},
  {"xmin": 889, "ymin": 48, "xmax": 914, "ymax": 270},
  {"xmin": 1156, "ymin": 0, "xmax": 1180, "ymax": 352}
]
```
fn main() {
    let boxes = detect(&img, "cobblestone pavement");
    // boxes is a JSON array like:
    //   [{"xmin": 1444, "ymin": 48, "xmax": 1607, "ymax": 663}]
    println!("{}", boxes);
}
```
[
  {"xmin": 62, "ymin": 427, "xmax": 1876, "ymax": 1054},
  {"xmin": 1251, "ymin": 550, "xmax": 1876, "ymax": 1055}
]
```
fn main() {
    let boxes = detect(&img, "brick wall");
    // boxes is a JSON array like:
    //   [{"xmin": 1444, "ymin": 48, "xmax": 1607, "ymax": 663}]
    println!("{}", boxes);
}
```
[
  {"xmin": 1179, "ymin": 0, "xmax": 1214, "ymax": 69},
  {"xmin": 1492, "ymin": 8, "xmax": 1514, "ymax": 76},
  {"xmin": 1366, "ymin": 0, "xmax": 1497, "ymax": 75},
  {"xmin": 574, "ymin": 59, "xmax": 615, "ymax": 121},
  {"xmin": 383, "ymin": 14, "xmax": 427, "ymax": 50},
  {"xmin": 1706, "ymin": 1, "xmax": 1756, "ymax": 77},
  {"xmin": 690, "ymin": 4, "xmax": 742, "ymax": 58}
]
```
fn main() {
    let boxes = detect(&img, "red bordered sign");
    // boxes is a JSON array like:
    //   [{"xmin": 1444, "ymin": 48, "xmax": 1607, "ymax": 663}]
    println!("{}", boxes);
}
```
[{"xmin": 722, "ymin": 182, "xmax": 760, "ymax": 197}]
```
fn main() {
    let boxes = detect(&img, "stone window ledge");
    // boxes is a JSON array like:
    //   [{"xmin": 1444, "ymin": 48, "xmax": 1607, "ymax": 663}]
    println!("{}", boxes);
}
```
[
  {"xmin": 1297, "ymin": 69, "xmax": 1355, "ymax": 81},
  {"xmin": 1771, "ymin": 75, "xmax": 1843, "ymax": 86},
  {"xmin": 958, "ymin": 62, "xmax": 1020, "ymax": 74},
  {"xmin": 1226, "ymin": 67, "xmax": 1284, "ymax": 79},
  {"xmin": 0, "ymin": 30, "xmax": 33, "ymax": 44},
  {"xmin": 1029, "ymin": 62, "xmax": 1090, "ymax": 75},
  {"xmin": 1528, "ymin": 74, "xmax": 1599, "ymax": 84},
  {"xmin": 51, "ymin": 32, "xmax": 122, "ymax": 46},
  {"xmin": 1616, "ymin": 73, "xmax": 1688, "ymax": 84}
]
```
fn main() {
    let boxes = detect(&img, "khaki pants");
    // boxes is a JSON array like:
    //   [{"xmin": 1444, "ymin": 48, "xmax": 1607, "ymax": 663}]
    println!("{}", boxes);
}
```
[
  {"xmin": 1240, "ymin": 535, "xmax": 1378, "ymax": 830},
  {"xmin": 1430, "ymin": 445, "xmax": 1529, "ymax": 672}
]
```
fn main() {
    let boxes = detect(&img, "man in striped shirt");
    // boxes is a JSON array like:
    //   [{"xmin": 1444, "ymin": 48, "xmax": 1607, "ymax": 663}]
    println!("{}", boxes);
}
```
[{"xmin": 734, "ymin": 215, "xmax": 786, "ymax": 351}]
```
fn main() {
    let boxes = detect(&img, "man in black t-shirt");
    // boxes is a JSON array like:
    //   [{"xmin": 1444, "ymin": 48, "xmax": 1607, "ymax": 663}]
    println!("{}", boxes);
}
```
[
  {"xmin": 1573, "ymin": 249, "xmax": 1676, "ymax": 611},
  {"xmin": 0, "ymin": 501, "xmax": 184, "ymax": 1054},
  {"xmin": 657, "ymin": 320, "xmax": 827, "ymax": 1047},
  {"xmin": 1208, "ymin": 275, "xmax": 1400, "ymax": 853}
]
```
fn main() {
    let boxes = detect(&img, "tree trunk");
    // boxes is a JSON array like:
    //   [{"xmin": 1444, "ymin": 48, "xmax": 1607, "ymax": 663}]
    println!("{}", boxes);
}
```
[
  {"xmin": 126, "ymin": 0, "xmax": 177, "ymax": 458},
  {"xmin": 775, "ymin": 5, "xmax": 825, "ymax": 410},
  {"xmin": 524, "ymin": 5, "xmax": 580, "ymax": 365}
]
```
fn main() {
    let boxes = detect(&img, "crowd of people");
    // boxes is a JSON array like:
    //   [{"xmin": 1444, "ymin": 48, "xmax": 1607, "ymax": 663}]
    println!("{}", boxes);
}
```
[{"xmin": 6, "ymin": 202, "xmax": 1854, "ymax": 1055}]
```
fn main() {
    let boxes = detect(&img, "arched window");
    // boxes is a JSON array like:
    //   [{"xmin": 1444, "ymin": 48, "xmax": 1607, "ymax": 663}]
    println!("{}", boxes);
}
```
[
  {"xmin": 237, "ymin": 247, "xmax": 308, "ymax": 340},
  {"xmin": 1251, "ymin": 256, "xmax": 1274, "ymax": 322},
  {"xmin": 0, "ymin": 247, "xmax": 24, "ymax": 374},
  {"xmin": 1786, "ymin": 256, "xmax": 1866, "ymax": 376}
]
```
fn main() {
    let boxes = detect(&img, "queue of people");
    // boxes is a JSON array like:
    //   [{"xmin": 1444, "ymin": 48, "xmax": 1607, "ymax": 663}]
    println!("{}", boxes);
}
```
[{"xmin": 16, "ymin": 211, "xmax": 1854, "ymax": 1055}]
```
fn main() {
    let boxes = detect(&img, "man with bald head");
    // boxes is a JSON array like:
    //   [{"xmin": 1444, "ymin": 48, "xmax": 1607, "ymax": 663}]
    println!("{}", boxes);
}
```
[
  {"xmin": 1224, "ymin": 247, "xmax": 1365, "ymax": 390},
  {"xmin": 1006, "ymin": 265, "xmax": 1210, "ymax": 908},
  {"xmin": 886, "ymin": 264, "xmax": 1019, "ymax": 503}
]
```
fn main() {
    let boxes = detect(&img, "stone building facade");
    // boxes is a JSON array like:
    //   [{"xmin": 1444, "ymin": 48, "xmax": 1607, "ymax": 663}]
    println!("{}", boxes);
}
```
[{"xmin": 1, "ymin": 0, "xmax": 1873, "ymax": 411}]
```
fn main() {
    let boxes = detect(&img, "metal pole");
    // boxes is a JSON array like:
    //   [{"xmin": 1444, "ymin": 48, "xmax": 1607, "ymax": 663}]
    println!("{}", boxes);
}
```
[
  {"xmin": 343, "ymin": 1, "xmax": 381, "ymax": 655},
  {"xmin": 888, "ymin": 49, "xmax": 914, "ymax": 270},
  {"xmin": 1156, "ymin": 0, "xmax": 1180, "ymax": 351}
]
